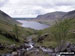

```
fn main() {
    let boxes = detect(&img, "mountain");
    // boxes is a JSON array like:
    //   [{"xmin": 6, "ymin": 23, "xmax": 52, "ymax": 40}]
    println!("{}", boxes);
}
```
[
  {"xmin": 0, "ymin": 10, "xmax": 20, "ymax": 25},
  {"xmin": 0, "ymin": 10, "xmax": 35, "ymax": 47},
  {"xmin": 36, "ymin": 10, "xmax": 75, "ymax": 20},
  {"xmin": 13, "ymin": 18, "xmax": 35, "ymax": 20},
  {"xmin": 36, "ymin": 11, "xmax": 66, "ymax": 20},
  {"xmin": 63, "ymin": 10, "xmax": 75, "ymax": 19},
  {"xmin": 37, "ymin": 17, "xmax": 75, "ymax": 48}
]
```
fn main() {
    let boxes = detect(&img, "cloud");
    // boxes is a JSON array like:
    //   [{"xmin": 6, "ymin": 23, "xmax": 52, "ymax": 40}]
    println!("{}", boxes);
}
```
[
  {"xmin": 0, "ymin": 0, "xmax": 75, "ymax": 17},
  {"xmin": 0, "ymin": 0, "xmax": 8, "ymax": 7}
]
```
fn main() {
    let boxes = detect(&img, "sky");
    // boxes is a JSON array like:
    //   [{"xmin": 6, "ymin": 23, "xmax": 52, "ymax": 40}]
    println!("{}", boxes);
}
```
[{"xmin": 0, "ymin": 0, "xmax": 75, "ymax": 18}]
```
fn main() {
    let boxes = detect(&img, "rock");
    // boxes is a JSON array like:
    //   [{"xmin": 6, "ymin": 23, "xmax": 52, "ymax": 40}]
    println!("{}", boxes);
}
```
[
  {"xmin": 20, "ymin": 43, "xmax": 30, "ymax": 49},
  {"xmin": 24, "ymin": 41, "xmax": 29, "ymax": 43},
  {"xmin": 55, "ymin": 47, "xmax": 60, "ymax": 52},
  {"xmin": 34, "ymin": 44, "xmax": 40, "ymax": 49},
  {"xmin": 54, "ymin": 41, "xmax": 75, "ymax": 52},
  {"xmin": 40, "ymin": 46, "xmax": 54, "ymax": 53},
  {"xmin": 12, "ymin": 52, "xmax": 17, "ymax": 56},
  {"xmin": 67, "ymin": 48, "xmax": 71, "ymax": 52},
  {"xmin": 24, "ymin": 50, "xmax": 47, "ymax": 56},
  {"xmin": 5, "ymin": 53, "xmax": 12, "ymax": 56},
  {"xmin": 9, "ymin": 44, "xmax": 16, "ymax": 48},
  {"xmin": 0, "ymin": 43, "xmax": 5, "ymax": 50},
  {"xmin": 61, "ymin": 42, "xmax": 70, "ymax": 51},
  {"xmin": 37, "ymin": 33, "xmax": 49, "ymax": 43},
  {"xmin": 69, "ymin": 43, "xmax": 75, "ymax": 51},
  {"xmin": 50, "ymin": 53, "xmax": 56, "ymax": 56},
  {"xmin": 41, "ymin": 33, "xmax": 49, "ymax": 37},
  {"xmin": 55, "ymin": 41, "xmax": 71, "ymax": 52},
  {"xmin": 19, "ymin": 49, "xmax": 25, "ymax": 56},
  {"xmin": 17, "ymin": 50, "xmax": 21, "ymax": 56},
  {"xmin": 8, "ymin": 44, "xmax": 17, "ymax": 51}
]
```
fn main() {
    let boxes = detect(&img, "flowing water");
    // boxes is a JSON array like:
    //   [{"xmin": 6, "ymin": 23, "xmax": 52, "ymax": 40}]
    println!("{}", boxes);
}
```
[{"xmin": 1, "ymin": 36, "xmax": 54, "ymax": 56}]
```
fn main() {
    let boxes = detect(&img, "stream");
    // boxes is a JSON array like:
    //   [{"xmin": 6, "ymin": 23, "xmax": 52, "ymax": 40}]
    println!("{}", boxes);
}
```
[
  {"xmin": 0, "ymin": 36, "xmax": 54, "ymax": 56},
  {"xmin": 25, "ymin": 36, "xmax": 53, "ymax": 52},
  {"xmin": 0, "ymin": 35, "xmax": 75, "ymax": 56},
  {"xmin": 23, "ymin": 36, "xmax": 54, "ymax": 56}
]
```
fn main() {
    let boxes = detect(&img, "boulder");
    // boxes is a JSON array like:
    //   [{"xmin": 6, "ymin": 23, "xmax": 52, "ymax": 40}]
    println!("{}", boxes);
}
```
[
  {"xmin": 9, "ymin": 44, "xmax": 17, "ymax": 51},
  {"xmin": 69, "ymin": 44, "xmax": 75, "ymax": 51},
  {"xmin": 55, "ymin": 41, "xmax": 70, "ymax": 52},
  {"xmin": 60, "ymin": 42, "xmax": 70, "ymax": 51},
  {"xmin": 37, "ymin": 33, "xmax": 49, "ymax": 43},
  {"xmin": 12, "ymin": 52, "xmax": 17, "ymax": 56},
  {"xmin": 0, "ymin": 43, "xmax": 5, "ymax": 50}
]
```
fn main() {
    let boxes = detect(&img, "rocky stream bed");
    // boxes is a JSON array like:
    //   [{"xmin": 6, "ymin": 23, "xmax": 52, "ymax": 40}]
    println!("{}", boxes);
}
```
[{"xmin": 0, "ymin": 36, "xmax": 75, "ymax": 56}]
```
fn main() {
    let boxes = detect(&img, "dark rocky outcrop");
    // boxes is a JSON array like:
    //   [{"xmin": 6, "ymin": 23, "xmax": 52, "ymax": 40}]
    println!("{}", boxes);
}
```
[
  {"xmin": 0, "ymin": 36, "xmax": 75, "ymax": 56},
  {"xmin": 37, "ymin": 33, "xmax": 49, "ymax": 43},
  {"xmin": 55, "ymin": 42, "xmax": 75, "ymax": 52},
  {"xmin": 0, "ymin": 43, "xmax": 5, "ymax": 50}
]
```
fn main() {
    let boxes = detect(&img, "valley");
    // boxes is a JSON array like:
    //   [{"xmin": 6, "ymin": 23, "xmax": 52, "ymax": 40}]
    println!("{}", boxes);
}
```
[{"xmin": 0, "ymin": 10, "xmax": 75, "ymax": 56}]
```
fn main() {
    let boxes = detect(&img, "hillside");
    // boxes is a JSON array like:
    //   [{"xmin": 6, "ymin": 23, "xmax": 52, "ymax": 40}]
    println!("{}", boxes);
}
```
[
  {"xmin": 36, "ymin": 11, "xmax": 66, "ymax": 20},
  {"xmin": 0, "ymin": 10, "xmax": 35, "ymax": 45},
  {"xmin": 36, "ymin": 18, "xmax": 75, "ymax": 48},
  {"xmin": 36, "ymin": 10, "xmax": 75, "ymax": 20},
  {"xmin": 0, "ymin": 10, "xmax": 75, "ymax": 55},
  {"xmin": 0, "ymin": 10, "xmax": 20, "ymax": 25},
  {"xmin": 0, "ymin": 10, "xmax": 36, "ymax": 54},
  {"xmin": 63, "ymin": 10, "xmax": 75, "ymax": 19},
  {"xmin": 13, "ymin": 18, "xmax": 35, "ymax": 20},
  {"xmin": 31, "ymin": 11, "xmax": 67, "ymax": 25}
]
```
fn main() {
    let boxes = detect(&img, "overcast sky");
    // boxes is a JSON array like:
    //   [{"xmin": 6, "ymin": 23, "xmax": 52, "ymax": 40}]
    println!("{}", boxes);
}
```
[{"xmin": 0, "ymin": 0, "xmax": 75, "ymax": 18}]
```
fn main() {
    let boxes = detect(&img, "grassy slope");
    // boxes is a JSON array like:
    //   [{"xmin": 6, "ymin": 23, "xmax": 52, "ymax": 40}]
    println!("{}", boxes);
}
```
[
  {"xmin": 0, "ymin": 10, "xmax": 20, "ymax": 25},
  {"xmin": 0, "ymin": 17, "xmax": 36, "ymax": 53},
  {"xmin": 0, "ymin": 19, "xmax": 35, "ymax": 45},
  {"xmin": 0, "ymin": 10, "xmax": 35, "ymax": 46},
  {"xmin": 37, "ymin": 18, "xmax": 75, "ymax": 48}
]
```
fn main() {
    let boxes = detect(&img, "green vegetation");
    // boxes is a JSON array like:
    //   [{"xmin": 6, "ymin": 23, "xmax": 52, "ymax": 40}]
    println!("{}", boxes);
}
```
[
  {"xmin": 0, "ymin": 19, "xmax": 35, "ymax": 45},
  {"xmin": 0, "ymin": 10, "xmax": 75, "ymax": 55},
  {"xmin": 0, "ymin": 19, "xmax": 36, "ymax": 54},
  {"xmin": 13, "ymin": 24, "xmax": 20, "ymax": 42},
  {"xmin": 0, "ymin": 16, "xmax": 75, "ymax": 54},
  {"xmin": 36, "ymin": 18, "xmax": 75, "ymax": 48}
]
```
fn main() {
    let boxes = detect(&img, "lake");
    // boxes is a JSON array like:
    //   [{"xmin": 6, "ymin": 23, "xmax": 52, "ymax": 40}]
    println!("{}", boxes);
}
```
[{"xmin": 17, "ymin": 20, "xmax": 49, "ymax": 30}]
